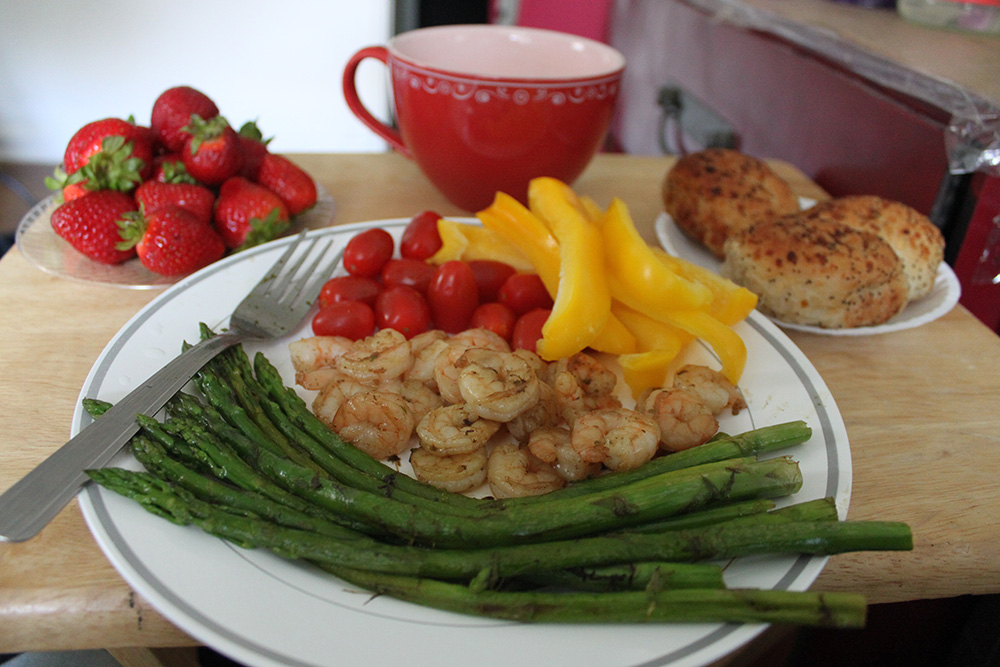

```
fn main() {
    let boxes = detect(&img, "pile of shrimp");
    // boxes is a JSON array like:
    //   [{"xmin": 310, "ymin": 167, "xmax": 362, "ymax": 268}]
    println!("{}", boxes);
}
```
[{"xmin": 288, "ymin": 328, "xmax": 746, "ymax": 499}]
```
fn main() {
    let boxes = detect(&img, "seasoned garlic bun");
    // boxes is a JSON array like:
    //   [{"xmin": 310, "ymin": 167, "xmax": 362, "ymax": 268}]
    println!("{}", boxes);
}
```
[
  {"xmin": 662, "ymin": 148, "xmax": 801, "ymax": 258},
  {"xmin": 794, "ymin": 195, "xmax": 944, "ymax": 301},
  {"xmin": 721, "ymin": 216, "xmax": 909, "ymax": 329}
]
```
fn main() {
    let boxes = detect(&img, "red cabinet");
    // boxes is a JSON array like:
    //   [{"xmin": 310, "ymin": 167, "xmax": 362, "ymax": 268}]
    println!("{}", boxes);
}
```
[{"xmin": 605, "ymin": 0, "xmax": 1000, "ymax": 332}]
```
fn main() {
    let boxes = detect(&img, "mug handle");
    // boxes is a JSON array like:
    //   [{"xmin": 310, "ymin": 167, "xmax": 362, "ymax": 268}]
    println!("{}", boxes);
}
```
[{"xmin": 342, "ymin": 46, "xmax": 410, "ymax": 157}]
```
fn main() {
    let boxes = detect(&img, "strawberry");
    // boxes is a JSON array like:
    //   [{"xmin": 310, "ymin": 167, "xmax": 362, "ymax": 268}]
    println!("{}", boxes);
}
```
[
  {"xmin": 134, "ymin": 180, "xmax": 216, "ymax": 225},
  {"xmin": 236, "ymin": 120, "xmax": 271, "ymax": 181},
  {"xmin": 255, "ymin": 153, "xmax": 317, "ymax": 215},
  {"xmin": 49, "ymin": 190, "xmax": 137, "ymax": 265},
  {"xmin": 182, "ymin": 115, "xmax": 243, "ymax": 186},
  {"xmin": 151, "ymin": 153, "xmax": 196, "ymax": 183},
  {"xmin": 61, "ymin": 118, "xmax": 154, "ymax": 180},
  {"xmin": 150, "ymin": 86, "xmax": 220, "ymax": 153},
  {"xmin": 45, "ymin": 165, "xmax": 91, "ymax": 202},
  {"xmin": 47, "ymin": 121, "xmax": 154, "ymax": 201},
  {"xmin": 119, "ymin": 205, "xmax": 226, "ymax": 276},
  {"xmin": 214, "ymin": 176, "xmax": 290, "ymax": 250}
]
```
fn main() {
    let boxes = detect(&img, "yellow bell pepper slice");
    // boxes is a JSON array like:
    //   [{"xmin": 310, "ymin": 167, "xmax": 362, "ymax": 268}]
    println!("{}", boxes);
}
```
[
  {"xmin": 526, "ymin": 178, "xmax": 611, "ymax": 360},
  {"xmin": 612, "ymin": 302, "xmax": 687, "ymax": 396},
  {"xmin": 652, "ymin": 248, "xmax": 758, "ymax": 326},
  {"xmin": 653, "ymin": 308, "xmax": 747, "ymax": 384},
  {"xmin": 600, "ymin": 198, "xmax": 713, "ymax": 312},
  {"xmin": 579, "ymin": 195, "xmax": 605, "ymax": 223},
  {"xmin": 478, "ymin": 190, "xmax": 636, "ymax": 356},
  {"xmin": 476, "ymin": 193, "xmax": 561, "ymax": 292},
  {"xmin": 611, "ymin": 302, "xmax": 692, "ymax": 353},
  {"xmin": 619, "ymin": 347, "xmax": 682, "ymax": 398},
  {"xmin": 428, "ymin": 217, "xmax": 469, "ymax": 264},
  {"xmin": 586, "ymin": 307, "xmax": 636, "ymax": 355},
  {"xmin": 429, "ymin": 217, "xmax": 534, "ymax": 272},
  {"xmin": 527, "ymin": 177, "xmax": 592, "ymax": 231}
]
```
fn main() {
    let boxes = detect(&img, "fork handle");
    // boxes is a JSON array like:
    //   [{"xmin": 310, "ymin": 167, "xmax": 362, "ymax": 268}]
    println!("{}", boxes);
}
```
[{"xmin": 0, "ymin": 330, "xmax": 246, "ymax": 542}]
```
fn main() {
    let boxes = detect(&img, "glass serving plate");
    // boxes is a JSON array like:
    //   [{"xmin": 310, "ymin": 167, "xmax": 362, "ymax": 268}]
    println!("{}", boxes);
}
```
[{"xmin": 15, "ymin": 181, "xmax": 335, "ymax": 290}]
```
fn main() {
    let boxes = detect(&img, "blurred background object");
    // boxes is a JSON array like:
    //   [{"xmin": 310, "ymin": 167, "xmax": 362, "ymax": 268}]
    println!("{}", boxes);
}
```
[
  {"xmin": 897, "ymin": 0, "xmax": 1000, "ymax": 33},
  {"xmin": 0, "ymin": 0, "xmax": 394, "ymax": 163}
]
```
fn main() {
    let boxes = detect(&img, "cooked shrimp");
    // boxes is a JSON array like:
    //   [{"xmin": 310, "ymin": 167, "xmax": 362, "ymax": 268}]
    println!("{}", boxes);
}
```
[
  {"xmin": 506, "ymin": 381, "xmax": 562, "ymax": 443},
  {"xmin": 487, "ymin": 441, "xmax": 566, "ymax": 499},
  {"xmin": 409, "ymin": 445, "xmax": 488, "ymax": 494},
  {"xmin": 311, "ymin": 376, "xmax": 372, "ymax": 428},
  {"xmin": 570, "ymin": 407, "xmax": 661, "ymax": 471},
  {"xmin": 336, "ymin": 328, "xmax": 413, "ymax": 385},
  {"xmin": 639, "ymin": 387, "xmax": 718, "ymax": 452},
  {"xmin": 512, "ymin": 348, "xmax": 548, "ymax": 379},
  {"xmin": 527, "ymin": 426, "xmax": 600, "ymax": 482},
  {"xmin": 548, "ymin": 352, "xmax": 622, "ymax": 422},
  {"xmin": 433, "ymin": 328, "xmax": 510, "ymax": 403},
  {"xmin": 331, "ymin": 390, "xmax": 416, "ymax": 460},
  {"xmin": 398, "ymin": 378, "xmax": 445, "ymax": 424},
  {"xmin": 415, "ymin": 403, "xmax": 501, "ymax": 456},
  {"xmin": 296, "ymin": 366, "xmax": 349, "ymax": 391},
  {"xmin": 405, "ymin": 330, "xmax": 449, "ymax": 386},
  {"xmin": 455, "ymin": 348, "xmax": 540, "ymax": 422},
  {"xmin": 289, "ymin": 335, "xmax": 353, "ymax": 373},
  {"xmin": 673, "ymin": 364, "xmax": 747, "ymax": 416}
]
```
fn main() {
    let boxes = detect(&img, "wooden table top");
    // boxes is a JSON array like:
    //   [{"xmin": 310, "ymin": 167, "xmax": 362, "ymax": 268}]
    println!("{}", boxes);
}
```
[{"xmin": 1, "ymin": 152, "xmax": 998, "ymax": 653}]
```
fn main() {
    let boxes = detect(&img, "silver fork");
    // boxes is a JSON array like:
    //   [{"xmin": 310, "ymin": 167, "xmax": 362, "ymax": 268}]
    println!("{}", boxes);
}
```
[{"xmin": 0, "ymin": 231, "xmax": 341, "ymax": 542}]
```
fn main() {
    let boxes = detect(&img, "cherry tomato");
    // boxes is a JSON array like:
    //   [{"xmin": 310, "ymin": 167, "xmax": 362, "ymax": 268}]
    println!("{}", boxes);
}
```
[
  {"xmin": 318, "ymin": 275, "xmax": 381, "ymax": 308},
  {"xmin": 511, "ymin": 308, "xmax": 551, "ymax": 353},
  {"xmin": 467, "ymin": 259, "xmax": 517, "ymax": 302},
  {"xmin": 311, "ymin": 301, "xmax": 376, "ymax": 340},
  {"xmin": 470, "ymin": 302, "xmax": 517, "ymax": 342},
  {"xmin": 498, "ymin": 273, "xmax": 554, "ymax": 315},
  {"xmin": 427, "ymin": 260, "xmax": 480, "ymax": 333},
  {"xmin": 380, "ymin": 257, "xmax": 437, "ymax": 293},
  {"xmin": 375, "ymin": 285, "xmax": 432, "ymax": 339},
  {"xmin": 399, "ymin": 210, "xmax": 443, "ymax": 260},
  {"xmin": 343, "ymin": 228, "xmax": 394, "ymax": 277}
]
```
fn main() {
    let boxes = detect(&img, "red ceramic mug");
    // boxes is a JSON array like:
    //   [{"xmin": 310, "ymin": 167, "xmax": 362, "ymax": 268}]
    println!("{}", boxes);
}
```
[{"xmin": 343, "ymin": 24, "xmax": 625, "ymax": 211}]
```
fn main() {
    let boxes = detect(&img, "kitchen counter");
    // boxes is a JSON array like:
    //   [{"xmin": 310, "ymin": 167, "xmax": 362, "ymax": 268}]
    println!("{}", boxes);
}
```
[
  {"xmin": 689, "ymin": 0, "xmax": 1000, "ymax": 112},
  {"xmin": 1, "ymin": 152, "xmax": 998, "ymax": 664}
]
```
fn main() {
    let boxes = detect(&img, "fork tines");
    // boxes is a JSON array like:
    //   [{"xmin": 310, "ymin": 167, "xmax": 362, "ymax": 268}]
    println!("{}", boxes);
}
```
[{"xmin": 265, "ymin": 232, "xmax": 338, "ymax": 309}]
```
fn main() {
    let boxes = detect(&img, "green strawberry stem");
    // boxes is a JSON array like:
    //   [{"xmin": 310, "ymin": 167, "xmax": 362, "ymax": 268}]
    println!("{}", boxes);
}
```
[
  {"xmin": 234, "ymin": 207, "xmax": 289, "ymax": 252},
  {"xmin": 183, "ymin": 114, "xmax": 230, "ymax": 154}
]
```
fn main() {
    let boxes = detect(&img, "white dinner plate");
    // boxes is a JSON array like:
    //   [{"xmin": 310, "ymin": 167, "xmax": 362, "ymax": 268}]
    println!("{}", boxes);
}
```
[
  {"xmin": 655, "ymin": 204, "xmax": 961, "ymax": 336},
  {"xmin": 15, "ymin": 181, "xmax": 336, "ymax": 290},
  {"xmin": 76, "ymin": 220, "xmax": 852, "ymax": 667}
]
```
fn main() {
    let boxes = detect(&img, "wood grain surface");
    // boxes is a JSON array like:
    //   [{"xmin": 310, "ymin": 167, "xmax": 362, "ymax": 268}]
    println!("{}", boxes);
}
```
[{"xmin": 1, "ymin": 152, "xmax": 997, "ymax": 655}]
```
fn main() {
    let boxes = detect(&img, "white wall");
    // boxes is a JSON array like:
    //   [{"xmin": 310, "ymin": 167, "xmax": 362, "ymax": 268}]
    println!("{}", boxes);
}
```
[{"xmin": 0, "ymin": 0, "xmax": 393, "ymax": 164}]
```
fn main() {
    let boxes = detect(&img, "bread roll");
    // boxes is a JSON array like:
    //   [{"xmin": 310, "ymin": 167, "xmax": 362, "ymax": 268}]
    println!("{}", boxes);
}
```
[
  {"xmin": 662, "ymin": 148, "xmax": 801, "ymax": 258},
  {"xmin": 794, "ymin": 195, "xmax": 944, "ymax": 301},
  {"xmin": 721, "ymin": 216, "xmax": 909, "ymax": 329}
]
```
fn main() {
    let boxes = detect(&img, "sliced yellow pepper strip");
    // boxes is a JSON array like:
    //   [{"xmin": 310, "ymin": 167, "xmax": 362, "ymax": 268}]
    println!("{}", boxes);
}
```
[
  {"xmin": 428, "ymin": 217, "xmax": 469, "ymax": 264},
  {"xmin": 429, "ymin": 217, "xmax": 535, "ymax": 272},
  {"xmin": 527, "ymin": 177, "xmax": 593, "ymax": 232},
  {"xmin": 612, "ymin": 302, "xmax": 687, "ymax": 396},
  {"xmin": 652, "ymin": 247, "xmax": 758, "ymax": 326},
  {"xmin": 580, "ymin": 195, "xmax": 605, "ymax": 223},
  {"xmin": 526, "ymin": 178, "xmax": 611, "ymax": 360},
  {"xmin": 476, "ymin": 193, "xmax": 561, "ymax": 292},
  {"xmin": 653, "ymin": 308, "xmax": 747, "ymax": 384},
  {"xmin": 478, "ymin": 191, "xmax": 636, "ymax": 356},
  {"xmin": 600, "ymin": 198, "xmax": 713, "ymax": 312},
  {"xmin": 587, "ymin": 307, "xmax": 637, "ymax": 355},
  {"xmin": 611, "ymin": 302, "xmax": 692, "ymax": 353},
  {"xmin": 619, "ymin": 348, "xmax": 682, "ymax": 398}
]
